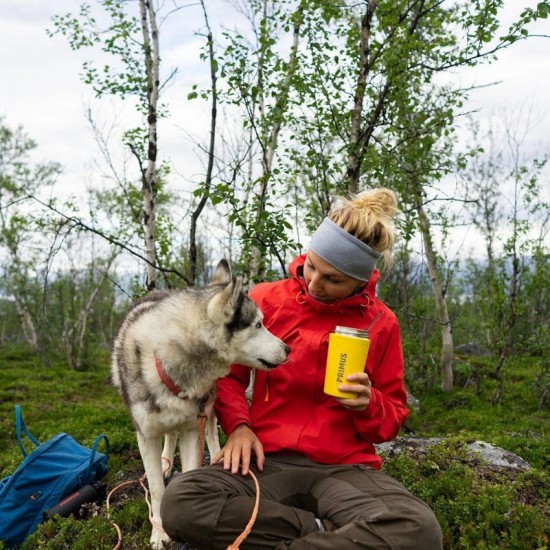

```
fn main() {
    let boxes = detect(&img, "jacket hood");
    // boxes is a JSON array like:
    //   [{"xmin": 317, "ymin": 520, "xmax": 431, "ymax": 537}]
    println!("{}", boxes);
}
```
[
  {"xmin": 215, "ymin": 253, "xmax": 407, "ymax": 468},
  {"xmin": 289, "ymin": 253, "xmax": 380, "ymax": 312}
]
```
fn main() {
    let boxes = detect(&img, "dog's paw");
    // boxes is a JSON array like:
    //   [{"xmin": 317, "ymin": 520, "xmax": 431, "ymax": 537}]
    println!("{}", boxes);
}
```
[{"xmin": 150, "ymin": 527, "xmax": 171, "ymax": 549}]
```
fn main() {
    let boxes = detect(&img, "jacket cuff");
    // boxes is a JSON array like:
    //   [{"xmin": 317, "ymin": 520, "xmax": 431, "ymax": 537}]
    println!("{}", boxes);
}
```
[
  {"xmin": 350, "ymin": 387, "xmax": 380, "ymax": 418},
  {"xmin": 226, "ymin": 418, "xmax": 252, "ymax": 436}
]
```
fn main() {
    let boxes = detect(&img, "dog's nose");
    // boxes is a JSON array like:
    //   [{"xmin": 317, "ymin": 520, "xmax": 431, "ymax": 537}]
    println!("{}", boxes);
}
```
[{"xmin": 284, "ymin": 344, "xmax": 291, "ymax": 355}]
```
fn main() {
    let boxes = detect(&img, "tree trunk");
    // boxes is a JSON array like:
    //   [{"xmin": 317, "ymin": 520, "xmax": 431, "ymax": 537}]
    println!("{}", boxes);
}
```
[
  {"xmin": 416, "ymin": 199, "xmax": 454, "ymax": 391},
  {"xmin": 190, "ymin": 2, "xmax": 218, "ymax": 284},
  {"xmin": 66, "ymin": 255, "xmax": 117, "ymax": 369},
  {"xmin": 492, "ymin": 254, "xmax": 520, "ymax": 403},
  {"xmin": 346, "ymin": 1, "xmax": 377, "ymax": 194},
  {"xmin": 140, "ymin": 0, "xmax": 159, "ymax": 290},
  {"xmin": 250, "ymin": 2, "xmax": 304, "ymax": 278},
  {"xmin": 13, "ymin": 296, "xmax": 39, "ymax": 353}
]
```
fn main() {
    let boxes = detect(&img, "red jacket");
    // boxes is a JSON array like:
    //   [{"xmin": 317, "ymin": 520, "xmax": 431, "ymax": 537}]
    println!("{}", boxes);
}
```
[{"xmin": 215, "ymin": 254, "xmax": 409, "ymax": 469}]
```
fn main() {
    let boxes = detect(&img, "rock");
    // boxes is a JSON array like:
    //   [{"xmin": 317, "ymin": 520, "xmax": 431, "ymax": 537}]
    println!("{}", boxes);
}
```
[
  {"xmin": 376, "ymin": 436, "xmax": 531, "ymax": 471},
  {"xmin": 376, "ymin": 436, "xmax": 443, "ymax": 456},
  {"xmin": 455, "ymin": 342, "xmax": 491, "ymax": 357},
  {"xmin": 467, "ymin": 440, "xmax": 531, "ymax": 471}
]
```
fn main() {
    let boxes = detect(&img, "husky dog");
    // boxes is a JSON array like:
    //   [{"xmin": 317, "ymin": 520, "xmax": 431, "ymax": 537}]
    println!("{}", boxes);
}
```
[{"xmin": 111, "ymin": 260, "xmax": 290, "ymax": 549}]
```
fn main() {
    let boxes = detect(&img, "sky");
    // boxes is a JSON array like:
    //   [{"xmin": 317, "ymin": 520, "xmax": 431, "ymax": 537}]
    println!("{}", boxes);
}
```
[
  {"xmin": 1, "ymin": 0, "xmax": 549, "ymax": 260},
  {"xmin": 0, "ymin": 0, "xmax": 218, "ymax": 200}
]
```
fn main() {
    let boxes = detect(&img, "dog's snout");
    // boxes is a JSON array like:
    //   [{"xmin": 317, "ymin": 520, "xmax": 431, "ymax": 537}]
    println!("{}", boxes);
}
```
[{"xmin": 284, "ymin": 344, "xmax": 291, "ymax": 355}]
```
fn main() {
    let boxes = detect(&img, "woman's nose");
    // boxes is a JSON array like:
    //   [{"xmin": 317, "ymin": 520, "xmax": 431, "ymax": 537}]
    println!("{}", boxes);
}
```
[{"xmin": 308, "ymin": 273, "xmax": 322, "ymax": 292}]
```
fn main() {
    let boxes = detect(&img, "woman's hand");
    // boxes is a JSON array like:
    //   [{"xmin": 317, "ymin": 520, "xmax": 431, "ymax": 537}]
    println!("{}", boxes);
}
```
[
  {"xmin": 336, "ymin": 372, "xmax": 372, "ymax": 411},
  {"xmin": 212, "ymin": 423, "xmax": 264, "ymax": 475}
]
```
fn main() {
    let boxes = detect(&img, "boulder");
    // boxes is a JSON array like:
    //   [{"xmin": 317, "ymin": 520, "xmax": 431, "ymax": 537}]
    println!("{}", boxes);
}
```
[
  {"xmin": 376, "ymin": 436, "xmax": 531, "ymax": 471},
  {"xmin": 455, "ymin": 342, "xmax": 491, "ymax": 357}
]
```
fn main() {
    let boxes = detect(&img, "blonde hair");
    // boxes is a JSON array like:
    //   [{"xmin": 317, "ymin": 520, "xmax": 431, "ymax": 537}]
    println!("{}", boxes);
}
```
[{"xmin": 328, "ymin": 188, "xmax": 398, "ymax": 272}]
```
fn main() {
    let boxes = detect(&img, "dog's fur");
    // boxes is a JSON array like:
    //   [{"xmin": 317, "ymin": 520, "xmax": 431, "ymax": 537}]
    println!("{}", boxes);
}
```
[{"xmin": 111, "ymin": 260, "xmax": 290, "ymax": 548}]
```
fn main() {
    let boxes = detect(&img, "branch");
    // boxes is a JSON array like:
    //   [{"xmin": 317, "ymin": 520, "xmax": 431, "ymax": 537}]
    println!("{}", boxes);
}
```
[
  {"xmin": 189, "ymin": 0, "xmax": 219, "ymax": 282},
  {"xmin": 26, "ymin": 192, "xmax": 191, "ymax": 284}
]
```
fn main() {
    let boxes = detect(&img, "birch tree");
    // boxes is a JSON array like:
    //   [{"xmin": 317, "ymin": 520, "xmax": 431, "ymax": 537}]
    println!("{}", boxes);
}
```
[
  {"xmin": 464, "ymin": 115, "xmax": 549, "ymax": 402},
  {"xmin": 206, "ymin": 0, "xmax": 307, "ymax": 279},
  {"xmin": 56, "ymin": 223, "xmax": 119, "ymax": 370},
  {"xmin": 299, "ymin": 0, "xmax": 548, "ymax": 391},
  {"xmin": 0, "ymin": 120, "xmax": 61, "ymax": 353},
  {"xmin": 50, "ymin": 0, "xmax": 167, "ymax": 290},
  {"xmin": 46, "ymin": 1, "xmax": 550, "ymax": 389}
]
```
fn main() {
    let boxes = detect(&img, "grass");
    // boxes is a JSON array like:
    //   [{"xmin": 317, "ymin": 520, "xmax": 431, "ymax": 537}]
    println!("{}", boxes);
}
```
[
  {"xmin": 405, "ymin": 355, "xmax": 549, "ymax": 470},
  {"xmin": 0, "ymin": 343, "xmax": 548, "ymax": 549}
]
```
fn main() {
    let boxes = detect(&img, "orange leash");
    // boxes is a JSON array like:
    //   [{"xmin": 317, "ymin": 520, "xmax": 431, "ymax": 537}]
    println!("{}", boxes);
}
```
[
  {"xmin": 106, "ymin": 456, "xmax": 173, "ymax": 549},
  {"xmin": 196, "ymin": 410, "xmax": 260, "ymax": 549},
  {"xmin": 106, "ymin": 413, "xmax": 260, "ymax": 550},
  {"xmin": 225, "ymin": 469, "xmax": 261, "ymax": 549}
]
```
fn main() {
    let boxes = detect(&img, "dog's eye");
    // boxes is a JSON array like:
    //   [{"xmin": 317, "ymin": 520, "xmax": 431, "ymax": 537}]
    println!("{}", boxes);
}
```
[{"xmin": 256, "ymin": 321, "xmax": 262, "ymax": 329}]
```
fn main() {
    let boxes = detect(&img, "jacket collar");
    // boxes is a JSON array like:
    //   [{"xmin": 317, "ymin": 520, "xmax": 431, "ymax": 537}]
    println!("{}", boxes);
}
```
[{"xmin": 289, "ymin": 253, "xmax": 379, "ymax": 311}]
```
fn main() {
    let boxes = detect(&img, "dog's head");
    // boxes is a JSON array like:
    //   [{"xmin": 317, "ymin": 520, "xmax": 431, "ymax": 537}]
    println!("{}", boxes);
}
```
[{"xmin": 207, "ymin": 259, "xmax": 290, "ymax": 370}]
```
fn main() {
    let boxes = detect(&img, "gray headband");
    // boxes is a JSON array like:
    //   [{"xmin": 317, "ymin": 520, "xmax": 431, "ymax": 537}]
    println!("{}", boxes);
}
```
[{"xmin": 308, "ymin": 218, "xmax": 381, "ymax": 282}]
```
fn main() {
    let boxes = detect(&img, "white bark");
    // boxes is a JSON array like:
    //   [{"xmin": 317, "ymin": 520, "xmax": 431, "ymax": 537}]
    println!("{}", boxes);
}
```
[
  {"xmin": 139, "ymin": 0, "xmax": 160, "ymax": 290},
  {"xmin": 417, "ymin": 201, "xmax": 454, "ymax": 391}
]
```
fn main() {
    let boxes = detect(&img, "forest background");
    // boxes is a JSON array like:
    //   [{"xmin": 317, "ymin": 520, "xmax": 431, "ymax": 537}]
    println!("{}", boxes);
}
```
[
  {"xmin": 1, "ymin": 0, "xmax": 549, "ymax": 397},
  {"xmin": 0, "ymin": 1, "xmax": 549, "ymax": 548}
]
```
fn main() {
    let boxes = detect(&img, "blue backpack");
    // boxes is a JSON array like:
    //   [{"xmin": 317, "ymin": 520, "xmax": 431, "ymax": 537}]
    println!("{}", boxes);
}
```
[{"xmin": 0, "ymin": 405, "xmax": 109, "ymax": 548}]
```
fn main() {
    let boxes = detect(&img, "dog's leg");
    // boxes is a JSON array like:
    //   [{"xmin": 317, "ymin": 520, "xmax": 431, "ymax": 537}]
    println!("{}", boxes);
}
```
[
  {"xmin": 161, "ymin": 432, "xmax": 178, "ymax": 479},
  {"xmin": 204, "ymin": 402, "xmax": 221, "ymax": 461},
  {"xmin": 178, "ymin": 426, "xmax": 200, "ymax": 472},
  {"xmin": 136, "ymin": 432, "xmax": 171, "ymax": 549}
]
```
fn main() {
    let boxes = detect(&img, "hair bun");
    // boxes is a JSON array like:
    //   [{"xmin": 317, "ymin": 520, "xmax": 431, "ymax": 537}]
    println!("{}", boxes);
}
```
[
  {"xmin": 328, "ymin": 187, "xmax": 399, "ymax": 275},
  {"xmin": 353, "ymin": 188, "xmax": 398, "ymax": 219}
]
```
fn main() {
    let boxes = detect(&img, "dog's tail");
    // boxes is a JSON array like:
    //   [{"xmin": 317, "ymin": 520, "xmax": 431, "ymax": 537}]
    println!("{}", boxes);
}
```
[
  {"xmin": 111, "ymin": 365, "xmax": 121, "ymax": 388},
  {"xmin": 110, "ymin": 345, "xmax": 122, "ymax": 388}
]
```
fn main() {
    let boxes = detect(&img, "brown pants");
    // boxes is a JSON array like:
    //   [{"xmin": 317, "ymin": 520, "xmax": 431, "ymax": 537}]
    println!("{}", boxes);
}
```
[{"xmin": 160, "ymin": 455, "xmax": 443, "ymax": 550}]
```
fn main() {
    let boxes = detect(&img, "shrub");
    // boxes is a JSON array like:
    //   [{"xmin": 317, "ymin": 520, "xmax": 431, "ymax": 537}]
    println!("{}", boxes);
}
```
[{"xmin": 382, "ymin": 439, "xmax": 550, "ymax": 550}]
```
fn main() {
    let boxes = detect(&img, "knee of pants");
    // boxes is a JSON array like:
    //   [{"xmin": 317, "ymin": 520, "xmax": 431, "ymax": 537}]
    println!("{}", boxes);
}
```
[
  {"xmin": 161, "ymin": 468, "xmax": 238, "ymax": 544},
  {"xmin": 160, "ymin": 478, "xmax": 186, "ymax": 536},
  {"xmin": 404, "ymin": 504, "xmax": 443, "ymax": 549},
  {"xmin": 160, "ymin": 474, "xmax": 211, "ymax": 539}
]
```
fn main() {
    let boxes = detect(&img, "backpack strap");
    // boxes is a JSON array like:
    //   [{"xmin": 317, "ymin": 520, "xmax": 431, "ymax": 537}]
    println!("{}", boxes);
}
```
[
  {"xmin": 15, "ymin": 405, "xmax": 41, "ymax": 458},
  {"xmin": 85, "ymin": 434, "xmax": 110, "ymax": 479}
]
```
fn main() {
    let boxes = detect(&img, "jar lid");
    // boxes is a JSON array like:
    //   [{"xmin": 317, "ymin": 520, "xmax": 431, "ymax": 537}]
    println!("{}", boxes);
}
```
[{"xmin": 334, "ymin": 326, "xmax": 369, "ymax": 338}]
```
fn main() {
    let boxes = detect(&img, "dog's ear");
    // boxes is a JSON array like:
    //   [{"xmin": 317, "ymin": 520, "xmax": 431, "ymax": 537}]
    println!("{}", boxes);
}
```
[
  {"xmin": 211, "ymin": 275, "xmax": 245, "ymax": 327},
  {"xmin": 211, "ymin": 259, "xmax": 232, "ymax": 285},
  {"xmin": 231, "ymin": 276, "xmax": 244, "ymax": 307},
  {"xmin": 225, "ymin": 276, "xmax": 246, "ymax": 328},
  {"xmin": 220, "ymin": 275, "xmax": 243, "ymax": 307}
]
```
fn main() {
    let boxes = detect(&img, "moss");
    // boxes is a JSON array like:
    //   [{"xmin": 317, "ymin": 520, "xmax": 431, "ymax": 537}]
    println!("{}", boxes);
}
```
[
  {"xmin": 1, "ymin": 343, "xmax": 548, "ymax": 549},
  {"xmin": 382, "ymin": 438, "xmax": 550, "ymax": 550}
]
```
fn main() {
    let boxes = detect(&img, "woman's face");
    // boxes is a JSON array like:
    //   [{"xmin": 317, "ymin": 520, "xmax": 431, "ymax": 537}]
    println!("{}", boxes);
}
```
[{"xmin": 303, "ymin": 251, "xmax": 364, "ymax": 303}]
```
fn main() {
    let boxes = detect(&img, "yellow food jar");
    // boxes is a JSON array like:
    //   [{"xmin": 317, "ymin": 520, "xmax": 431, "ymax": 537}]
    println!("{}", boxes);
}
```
[{"xmin": 323, "ymin": 326, "xmax": 371, "ymax": 398}]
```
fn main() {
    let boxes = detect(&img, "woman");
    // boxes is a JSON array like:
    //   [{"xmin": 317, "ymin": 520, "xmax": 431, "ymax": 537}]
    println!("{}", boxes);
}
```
[{"xmin": 161, "ymin": 188, "xmax": 443, "ymax": 549}]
